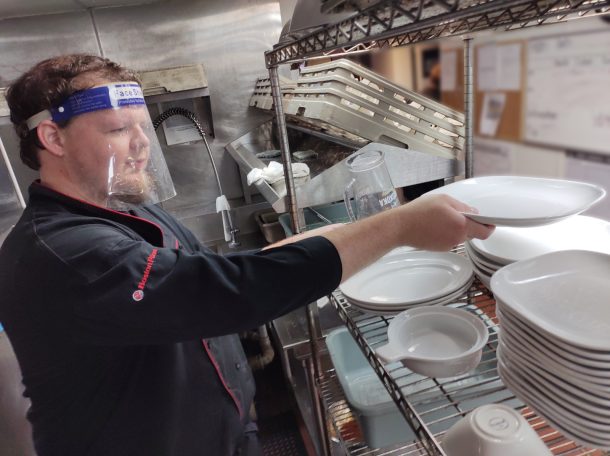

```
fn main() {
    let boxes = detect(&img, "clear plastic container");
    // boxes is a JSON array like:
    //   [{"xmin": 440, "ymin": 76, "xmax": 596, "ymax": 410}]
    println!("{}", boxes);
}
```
[{"xmin": 326, "ymin": 328, "xmax": 414, "ymax": 448}]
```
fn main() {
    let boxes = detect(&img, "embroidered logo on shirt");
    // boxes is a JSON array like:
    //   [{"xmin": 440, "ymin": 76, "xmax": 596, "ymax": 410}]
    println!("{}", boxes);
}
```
[
  {"xmin": 132, "ymin": 248, "xmax": 158, "ymax": 301},
  {"xmin": 132, "ymin": 290, "xmax": 144, "ymax": 301}
]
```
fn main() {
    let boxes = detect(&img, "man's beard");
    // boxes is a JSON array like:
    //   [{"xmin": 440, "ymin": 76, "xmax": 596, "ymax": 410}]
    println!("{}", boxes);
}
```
[{"xmin": 108, "ymin": 170, "xmax": 155, "ymax": 205}]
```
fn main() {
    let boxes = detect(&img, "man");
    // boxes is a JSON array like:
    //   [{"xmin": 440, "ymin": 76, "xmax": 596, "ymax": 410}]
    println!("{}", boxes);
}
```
[{"xmin": 0, "ymin": 54, "xmax": 493, "ymax": 456}]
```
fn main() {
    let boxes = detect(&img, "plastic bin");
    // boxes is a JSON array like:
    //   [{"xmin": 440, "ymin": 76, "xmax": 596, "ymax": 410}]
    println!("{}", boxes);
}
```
[
  {"xmin": 326, "ymin": 328, "xmax": 414, "ymax": 448},
  {"xmin": 278, "ymin": 202, "xmax": 350, "ymax": 237}
]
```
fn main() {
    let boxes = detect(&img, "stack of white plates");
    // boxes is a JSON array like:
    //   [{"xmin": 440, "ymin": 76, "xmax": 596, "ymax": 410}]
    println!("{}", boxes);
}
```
[
  {"xmin": 465, "ymin": 215, "xmax": 610, "ymax": 287},
  {"xmin": 339, "ymin": 250, "xmax": 473, "ymax": 315},
  {"xmin": 492, "ymin": 250, "xmax": 610, "ymax": 450}
]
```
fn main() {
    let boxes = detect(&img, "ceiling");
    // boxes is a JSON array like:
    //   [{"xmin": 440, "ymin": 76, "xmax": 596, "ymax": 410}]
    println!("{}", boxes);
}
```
[{"xmin": 0, "ymin": 0, "xmax": 163, "ymax": 19}]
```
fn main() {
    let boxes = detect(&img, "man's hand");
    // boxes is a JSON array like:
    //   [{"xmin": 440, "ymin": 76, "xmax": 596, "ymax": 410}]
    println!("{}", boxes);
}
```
[{"xmin": 320, "ymin": 194, "xmax": 495, "ymax": 282}]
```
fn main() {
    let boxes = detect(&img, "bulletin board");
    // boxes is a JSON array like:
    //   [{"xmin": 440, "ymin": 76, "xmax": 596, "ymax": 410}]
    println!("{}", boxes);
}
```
[
  {"xmin": 524, "ymin": 31, "xmax": 610, "ymax": 156},
  {"xmin": 440, "ymin": 43, "xmax": 524, "ymax": 143},
  {"xmin": 474, "ymin": 42, "xmax": 523, "ymax": 142}
]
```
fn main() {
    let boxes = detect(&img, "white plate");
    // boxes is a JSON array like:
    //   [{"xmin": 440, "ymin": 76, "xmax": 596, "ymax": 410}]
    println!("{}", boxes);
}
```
[
  {"xmin": 471, "ymin": 263, "xmax": 492, "ymax": 289},
  {"xmin": 426, "ymin": 176, "xmax": 605, "ymax": 227},
  {"xmin": 499, "ymin": 309, "xmax": 610, "ymax": 369},
  {"xmin": 465, "ymin": 241, "xmax": 506, "ymax": 269},
  {"xmin": 491, "ymin": 250, "xmax": 610, "ymax": 352},
  {"xmin": 498, "ymin": 343, "xmax": 610, "ymax": 415},
  {"xmin": 498, "ymin": 304, "xmax": 610, "ymax": 361},
  {"xmin": 340, "ymin": 251, "xmax": 472, "ymax": 306},
  {"xmin": 498, "ymin": 354, "xmax": 610, "ymax": 435},
  {"xmin": 470, "ymin": 215, "xmax": 610, "ymax": 264},
  {"xmin": 464, "ymin": 243, "xmax": 500, "ymax": 274},
  {"xmin": 498, "ymin": 323, "xmax": 610, "ymax": 387},
  {"xmin": 347, "ymin": 277, "xmax": 474, "ymax": 313},
  {"xmin": 498, "ymin": 358, "xmax": 610, "ymax": 448},
  {"xmin": 500, "ymin": 324, "xmax": 610, "ymax": 384}
]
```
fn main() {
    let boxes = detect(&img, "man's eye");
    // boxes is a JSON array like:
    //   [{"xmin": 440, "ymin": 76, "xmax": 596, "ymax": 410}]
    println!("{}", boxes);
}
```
[{"xmin": 110, "ymin": 126, "xmax": 128, "ymax": 134}]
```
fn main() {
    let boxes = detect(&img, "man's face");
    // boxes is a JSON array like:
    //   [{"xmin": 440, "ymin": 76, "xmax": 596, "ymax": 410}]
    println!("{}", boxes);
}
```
[{"xmin": 60, "ymin": 105, "xmax": 154, "ymax": 205}]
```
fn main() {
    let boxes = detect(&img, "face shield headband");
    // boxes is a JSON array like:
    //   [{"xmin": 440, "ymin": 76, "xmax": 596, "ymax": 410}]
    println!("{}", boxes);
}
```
[{"xmin": 26, "ymin": 82, "xmax": 176, "ymax": 210}]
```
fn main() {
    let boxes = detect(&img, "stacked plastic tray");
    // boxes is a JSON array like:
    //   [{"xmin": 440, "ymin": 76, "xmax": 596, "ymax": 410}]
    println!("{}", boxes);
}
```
[{"xmin": 250, "ymin": 59, "xmax": 464, "ymax": 159}]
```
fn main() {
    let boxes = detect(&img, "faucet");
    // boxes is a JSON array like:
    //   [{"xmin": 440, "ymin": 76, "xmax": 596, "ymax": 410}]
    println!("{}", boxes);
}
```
[{"xmin": 153, "ymin": 107, "xmax": 240, "ymax": 248}]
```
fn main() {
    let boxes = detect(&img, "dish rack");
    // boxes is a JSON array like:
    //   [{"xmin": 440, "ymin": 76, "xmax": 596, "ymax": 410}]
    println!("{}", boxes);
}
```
[
  {"xmin": 250, "ymin": 59, "xmax": 464, "ymax": 159},
  {"xmin": 324, "ymin": 275, "xmax": 609, "ymax": 456}
]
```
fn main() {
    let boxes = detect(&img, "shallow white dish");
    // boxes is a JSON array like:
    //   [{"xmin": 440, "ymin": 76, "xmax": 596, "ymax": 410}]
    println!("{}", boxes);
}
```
[
  {"xmin": 498, "ymin": 320, "xmax": 610, "ymax": 388},
  {"xmin": 375, "ymin": 306, "xmax": 489, "ymax": 378},
  {"xmin": 470, "ymin": 215, "xmax": 610, "ymax": 264},
  {"xmin": 348, "ymin": 278, "xmax": 474, "ymax": 315},
  {"xmin": 498, "ymin": 315, "xmax": 610, "ymax": 382},
  {"xmin": 498, "ymin": 342, "xmax": 610, "ymax": 417},
  {"xmin": 340, "ymin": 251, "xmax": 472, "ymax": 306},
  {"xmin": 426, "ymin": 176, "xmax": 605, "ymax": 227},
  {"xmin": 498, "ymin": 308, "xmax": 610, "ymax": 369},
  {"xmin": 471, "ymin": 263, "xmax": 492, "ymax": 288},
  {"xmin": 498, "ymin": 355, "xmax": 610, "ymax": 437},
  {"xmin": 465, "ymin": 244, "xmax": 499, "ymax": 275},
  {"xmin": 498, "ymin": 358, "xmax": 610, "ymax": 449},
  {"xmin": 498, "ymin": 304, "xmax": 610, "ymax": 361},
  {"xmin": 491, "ymin": 250, "xmax": 610, "ymax": 351},
  {"xmin": 465, "ymin": 241, "xmax": 505, "ymax": 270}
]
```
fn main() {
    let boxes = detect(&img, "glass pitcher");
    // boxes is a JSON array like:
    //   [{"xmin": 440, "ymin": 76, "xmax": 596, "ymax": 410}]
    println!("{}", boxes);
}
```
[{"xmin": 343, "ymin": 150, "xmax": 399, "ymax": 221}]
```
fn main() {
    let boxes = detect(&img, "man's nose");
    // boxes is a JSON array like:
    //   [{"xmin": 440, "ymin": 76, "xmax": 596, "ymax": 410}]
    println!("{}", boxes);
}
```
[{"xmin": 132, "ymin": 125, "xmax": 150, "ymax": 150}]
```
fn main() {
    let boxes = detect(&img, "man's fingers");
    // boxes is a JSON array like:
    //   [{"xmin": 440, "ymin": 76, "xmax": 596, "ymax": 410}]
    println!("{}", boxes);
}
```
[
  {"xmin": 440, "ymin": 194, "xmax": 479, "ymax": 214},
  {"xmin": 466, "ymin": 220, "xmax": 495, "ymax": 240}
]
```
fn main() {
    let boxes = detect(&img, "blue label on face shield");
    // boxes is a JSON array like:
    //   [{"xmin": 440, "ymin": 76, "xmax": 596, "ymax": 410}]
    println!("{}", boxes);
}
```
[{"xmin": 50, "ymin": 83, "xmax": 145, "ymax": 123}]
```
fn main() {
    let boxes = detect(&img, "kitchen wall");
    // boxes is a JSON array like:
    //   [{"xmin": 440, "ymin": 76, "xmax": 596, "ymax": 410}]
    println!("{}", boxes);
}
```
[{"xmin": 0, "ymin": 0, "xmax": 282, "ymax": 243}]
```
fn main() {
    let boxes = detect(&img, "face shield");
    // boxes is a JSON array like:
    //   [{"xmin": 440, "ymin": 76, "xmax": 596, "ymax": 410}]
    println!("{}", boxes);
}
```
[{"xmin": 26, "ymin": 82, "xmax": 176, "ymax": 210}]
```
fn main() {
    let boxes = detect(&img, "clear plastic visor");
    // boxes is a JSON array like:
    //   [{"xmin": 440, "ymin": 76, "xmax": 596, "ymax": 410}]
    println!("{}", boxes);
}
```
[
  {"xmin": 27, "ymin": 82, "xmax": 176, "ymax": 210},
  {"xmin": 65, "ymin": 104, "xmax": 176, "ymax": 210}
]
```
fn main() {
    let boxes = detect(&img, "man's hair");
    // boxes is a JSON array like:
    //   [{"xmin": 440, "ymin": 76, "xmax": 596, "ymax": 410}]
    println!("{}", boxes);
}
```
[{"xmin": 5, "ymin": 54, "xmax": 140, "ymax": 170}]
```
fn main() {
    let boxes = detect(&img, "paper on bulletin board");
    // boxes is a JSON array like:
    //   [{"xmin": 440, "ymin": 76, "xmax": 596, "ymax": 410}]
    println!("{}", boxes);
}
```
[
  {"xmin": 497, "ymin": 44, "xmax": 521, "ymax": 91},
  {"xmin": 480, "ymin": 92, "xmax": 506, "ymax": 136},
  {"xmin": 477, "ymin": 45, "xmax": 497, "ymax": 91},
  {"xmin": 477, "ymin": 43, "xmax": 522, "ymax": 91},
  {"xmin": 525, "ymin": 31, "xmax": 610, "ymax": 155},
  {"xmin": 441, "ymin": 50, "xmax": 457, "ymax": 91}
]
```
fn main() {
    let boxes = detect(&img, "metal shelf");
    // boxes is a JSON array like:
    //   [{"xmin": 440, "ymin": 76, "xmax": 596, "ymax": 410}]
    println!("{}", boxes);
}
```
[
  {"xmin": 266, "ymin": 0, "xmax": 610, "ymax": 66},
  {"xmin": 326, "ymin": 278, "xmax": 609, "ymax": 456}
]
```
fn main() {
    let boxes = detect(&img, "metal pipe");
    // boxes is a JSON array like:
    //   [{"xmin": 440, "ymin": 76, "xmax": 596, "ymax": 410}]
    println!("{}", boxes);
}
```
[
  {"xmin": 152, "ymin": 108, "xmax": 240, "ymax": 247},
  {"xmin": 463, "ymin": 37, "xmax": 474, "ymax": 178},
  {"xmin": 247, "ymin": 325, "xmax": 275, "ymax": 371},
  {"xmin": 305, "ymin": 302, "xmax": 331, "ymax": 455},
  {"xmin": 303, "ymin": 356, "xmax": 330, "ymax": 456},
  {"xmin": 152, "ymin": 107, "xmax": 224, "ymax": 194},
  {"xmin": 268, "ymin": 66, "xmax": 302, "ymax": 234}
]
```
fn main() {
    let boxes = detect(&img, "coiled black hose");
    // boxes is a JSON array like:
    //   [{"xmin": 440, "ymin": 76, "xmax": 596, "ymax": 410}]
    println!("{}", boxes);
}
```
[{"xmin": 153, "ymin": 107, "xmax": 223, "ymax": 196}]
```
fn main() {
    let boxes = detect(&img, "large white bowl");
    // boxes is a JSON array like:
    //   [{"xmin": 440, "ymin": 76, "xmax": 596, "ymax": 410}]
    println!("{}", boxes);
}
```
[
  {"xmin": 375, "ymin": 306, "xmax": 489, "ymax": 378},
  {"xmin": 441, "ymin": 404, "xmax": 552, "ymax": 456}
]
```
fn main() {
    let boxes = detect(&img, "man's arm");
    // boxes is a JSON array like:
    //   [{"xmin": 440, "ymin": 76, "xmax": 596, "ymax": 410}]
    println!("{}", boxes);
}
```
[{"xmin": 268, "ymin": 194, "xmax": 494, "ymax": 283}]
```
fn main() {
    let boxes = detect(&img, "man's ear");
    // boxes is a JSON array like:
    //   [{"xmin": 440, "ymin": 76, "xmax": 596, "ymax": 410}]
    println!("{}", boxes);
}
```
[{"xmin": 37, "ymin": 120, "xmax": 65, "ymax": 157}]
